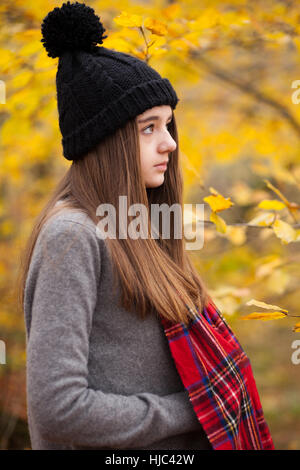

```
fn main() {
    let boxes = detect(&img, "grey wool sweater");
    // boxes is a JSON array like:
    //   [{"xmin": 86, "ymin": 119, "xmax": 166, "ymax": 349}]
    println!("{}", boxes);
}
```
[{"xmin": 23, "ymin": 207, "xmax": 212, "ymax": 450}]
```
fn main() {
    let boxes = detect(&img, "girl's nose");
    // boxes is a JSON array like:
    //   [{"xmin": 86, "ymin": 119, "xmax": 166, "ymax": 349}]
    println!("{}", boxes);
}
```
[{"xmin": 160, "ymin": 134, "xmax": 176, "ymax": 153}]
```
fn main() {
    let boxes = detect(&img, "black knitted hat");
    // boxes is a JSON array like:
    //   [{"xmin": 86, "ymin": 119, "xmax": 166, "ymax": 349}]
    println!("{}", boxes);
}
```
[{"xmin": 40, "ymin": 1, "xmax": 180, "ymax": 161}]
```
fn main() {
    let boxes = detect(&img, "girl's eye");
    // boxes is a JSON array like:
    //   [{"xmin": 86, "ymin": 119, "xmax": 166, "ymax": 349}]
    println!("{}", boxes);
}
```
[
  {"xmin": 143, "ymin": 124, "xmax": 154, "ymax": 134},
  {"xmin": 143, "ymin": 122, "xmax": 172, "ymax": 134}
]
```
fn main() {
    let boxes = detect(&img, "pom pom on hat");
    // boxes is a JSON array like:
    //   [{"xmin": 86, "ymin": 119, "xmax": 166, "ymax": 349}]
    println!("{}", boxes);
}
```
[{"xmin": 41, "ymin": 1, "xmax": 108, "ymax": 58}]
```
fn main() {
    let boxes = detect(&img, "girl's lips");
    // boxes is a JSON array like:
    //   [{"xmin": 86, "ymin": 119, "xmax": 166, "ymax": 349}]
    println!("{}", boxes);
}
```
[{"xmin": 154, "ymin": 163, "xmax": 168, "ymax": 171}]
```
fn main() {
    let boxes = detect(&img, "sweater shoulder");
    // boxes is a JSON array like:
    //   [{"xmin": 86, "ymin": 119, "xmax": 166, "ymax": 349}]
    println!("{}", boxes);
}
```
[
  {"xmin": 38, "ymin": 208, "xmax": 108, "ymax": 248},
  {"xmin": 32, "ymin": 209, "xmax": 108, "ymax": 271},
  {"xmin": 42, "ymin": 208, "xmax": 98, "ymax": 237}
]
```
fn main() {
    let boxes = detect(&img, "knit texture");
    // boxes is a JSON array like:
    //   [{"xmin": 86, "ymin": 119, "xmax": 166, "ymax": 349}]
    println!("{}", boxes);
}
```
[
  {"xmin": 41, "ymin": 2, "xmax": 179, "ymax": 161},
  {"xmin": 23, "ymin": 208, "xmax": 212, "ymax": 450}
]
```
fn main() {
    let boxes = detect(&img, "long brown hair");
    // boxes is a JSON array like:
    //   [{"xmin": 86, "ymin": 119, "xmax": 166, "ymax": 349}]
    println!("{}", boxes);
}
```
[{"xmin": 17, "ymin": 112, "xmax": 212, "ymax": 326}]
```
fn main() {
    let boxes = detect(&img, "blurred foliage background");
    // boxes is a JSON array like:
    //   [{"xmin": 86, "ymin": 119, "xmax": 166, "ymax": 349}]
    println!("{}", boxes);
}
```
[{"xmin": 1, "ymin": 0, "xmax": 300, "ymax": 450}]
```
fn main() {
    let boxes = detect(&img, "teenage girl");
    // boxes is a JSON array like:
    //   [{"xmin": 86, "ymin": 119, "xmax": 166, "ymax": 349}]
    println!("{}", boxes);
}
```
[{"xmin": 19, "ymin": 2, "xmax": 274, "ymax": 450}]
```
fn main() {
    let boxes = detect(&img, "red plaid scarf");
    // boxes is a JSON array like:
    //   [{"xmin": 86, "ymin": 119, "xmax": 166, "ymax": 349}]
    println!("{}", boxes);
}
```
[{"xmin": 160, "ymin": 298, "xmax": 275, "ymax": 450}]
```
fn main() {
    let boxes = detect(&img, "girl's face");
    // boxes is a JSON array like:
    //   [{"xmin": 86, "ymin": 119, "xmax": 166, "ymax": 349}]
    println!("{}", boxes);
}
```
[{"xmin": 137, "ymin": 105, "xmax": 177, "ymax": 188}]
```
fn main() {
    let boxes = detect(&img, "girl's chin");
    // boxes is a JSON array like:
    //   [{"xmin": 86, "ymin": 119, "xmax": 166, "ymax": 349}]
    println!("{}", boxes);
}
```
[{"xmin": 145, "ymin": 176, "xmax": 165, "ymax": 188}]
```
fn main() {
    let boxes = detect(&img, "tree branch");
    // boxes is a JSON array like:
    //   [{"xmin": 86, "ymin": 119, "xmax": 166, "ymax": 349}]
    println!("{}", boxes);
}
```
[{"xmin": 186, "ymin": 49, "xmax": 300, "ymax": 137}]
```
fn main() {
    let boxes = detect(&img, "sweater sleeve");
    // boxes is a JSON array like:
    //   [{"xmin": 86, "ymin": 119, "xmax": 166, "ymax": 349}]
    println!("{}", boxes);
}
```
[{"xmin": 25, "ymin": 217, "xmax": 201, "ymax": 449}]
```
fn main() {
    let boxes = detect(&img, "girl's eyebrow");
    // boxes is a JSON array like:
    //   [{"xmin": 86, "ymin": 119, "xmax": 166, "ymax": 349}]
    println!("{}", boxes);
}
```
[{"xmin": 138, "ymin": 113, "xmax": 173, "ymax": 124}]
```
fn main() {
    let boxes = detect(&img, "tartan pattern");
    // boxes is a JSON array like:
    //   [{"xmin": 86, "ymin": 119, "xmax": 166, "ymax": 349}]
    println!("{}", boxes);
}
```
[{"xmin": 160, "ymin": 298, "xmax": 275, "ymax": 450}]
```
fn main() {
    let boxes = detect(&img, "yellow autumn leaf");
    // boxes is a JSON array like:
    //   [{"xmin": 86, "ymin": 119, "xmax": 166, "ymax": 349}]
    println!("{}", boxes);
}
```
[
  {"xmin": 242, "ymin": 311, "xmax": 287, "ymax": 321},
  {"xmin": 14, "ymin": 28, "xmax": 41, "ymax": 41},
  {"xmin": 144, "ymin": 18, "xmax": 168, "ymax": 36},
  {"xmin": 263, "ymin": 179, "xmax": 300, "ymax": 211},
  {"xmin": 148, "ymin": 35, "xmax": 167, "ymax": 47},
  {"xmin": 246, "ymin": 299, "xmax": 288, "ymax": 312},
  {"xmin": 272, "ymin": 219, "xmax": 297, "ymax": 244},
  {"xmin": 134, "ymin": 50, "xmax": 147, "ymax": 60},
  {"xmin": 0, "ymin": 48, "xmax": 15, "ymax": 73},
  {"xmin": 203, "ymin": 194, "xmax": 234, "ymax": 212},
  {"xmin": 34, "ymin": 50, "xmax": 56, "ymax": 69},
  {"xmin": 257, "ymin": 199, "xmax": 286, "ymax": 211},
  {"xmin": 248, "ymin": 212, "xmax": 275, "ymax": 227},
  {"xmin": 168, "ymin": 38, "xmax": 190, "ymax": 53},
  {"xmin": 263, "ymin": 179, "xmax": 291, "ymax": 206},
  {"xmin": 295, "ymin": 229, "xmax": 300, "ymax": 241},
  {"xmin": 19, "ymin": 40, "xmax": 42, "ymax": 58},
  {"xmin": 101, "ymin": 36, "xmax": 134, "ymax": 54},
  {"xmin": 219, "ymin": 11, "xmax": 251, "ymax": 28},
  {"xmin": 11, "ymin": 70, "xmax": 33, "ymax": 89},
  {"xmin": 192, "ymin": 9, "xmax": 221, "ymax": 31},
  {"xmin": 114, "ymin": 12, "xmax": 143, "ymax": 28},
  {"xmin": 149, "ymin": 48, "xmax": 168, "ymax": 59},
  {"xmin": 293, "ymin": 322, "xmax": 300, "ymax": 333},
  {"xmin": 182, "ymin": 31, "xmax": 201, "ymax": 46},
  {"xmin": 210, "ymin": 211, "xmax": 227, "ymax": 233},
  {"xmin": 162, "ymin": 3, "xmax": 181, "ymax": 20}
]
